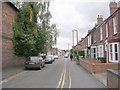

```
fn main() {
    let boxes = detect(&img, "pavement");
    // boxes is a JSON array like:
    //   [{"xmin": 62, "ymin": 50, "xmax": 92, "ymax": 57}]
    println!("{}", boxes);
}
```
[
  {"xmin": 2, "ymin": 65, "xmax": 25, "ymax": 80},
  {"xmin": 76, "ymin": 58, "xmax": 107, "ymax": 87},
  {"xmin": 92, "ymin": 72, "xmax": 107, "ymax": 86}
]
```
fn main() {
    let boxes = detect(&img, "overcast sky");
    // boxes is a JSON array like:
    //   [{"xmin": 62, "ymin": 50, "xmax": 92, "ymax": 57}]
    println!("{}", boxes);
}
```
[{"xmin": 49, "ymin": 0, "xmax": 120, "ymax": 50}]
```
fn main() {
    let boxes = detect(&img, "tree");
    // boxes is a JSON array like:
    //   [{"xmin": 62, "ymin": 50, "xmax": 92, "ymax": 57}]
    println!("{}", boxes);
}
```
[{"xmin": 13, "ymin": 2, "xmax": 58, "ymax": 57}]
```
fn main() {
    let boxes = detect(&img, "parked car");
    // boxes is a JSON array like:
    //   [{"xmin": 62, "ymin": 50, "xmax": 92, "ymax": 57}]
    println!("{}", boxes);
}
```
[
  {"xmin": 45, "ymin": 55, "xmax": 53, "ymax": 64},
  {"xmin": 25, "ymin": 56, "xmax": 45, "ymax": 70},
  {"xmin": 64, "ymin": 54, "xmax": 68, "ymax": 58},
  {"xmin": 54, "ymin": 55, "xmax": 59, "ymax": 59},
  {"xmin": 48, "ymin": 55, "xmax": 55, "ymax": 62}
]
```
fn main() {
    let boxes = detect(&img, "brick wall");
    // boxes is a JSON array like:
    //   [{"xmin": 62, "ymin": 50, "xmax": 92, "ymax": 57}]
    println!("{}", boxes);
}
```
[
  {"xmin": 118, "ymin": 8, "xmax": 120, "ymax": 33},
  {"xmin": 108, "ymin": 16, "xmax": 114, "ymax": 37},
  {"xmin": 79, "ymin": 59, "xmax": 119, "ymax": 73},
  {"xmin": 79, "ymin": 36, "xmax": 88, "ymax": 50},
  {"xmin": 2, "ymin": 2, "xmax": 25, "ymax": 69},
  {"xmin": 107, "ymin": 70, "xmax": 120, "ymax": 89}
]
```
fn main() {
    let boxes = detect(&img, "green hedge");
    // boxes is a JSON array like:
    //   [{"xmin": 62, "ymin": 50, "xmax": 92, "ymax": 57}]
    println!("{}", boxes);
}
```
[{"xmin": 70, "ymin": 49, "xmax": 85, "ymax": 58}]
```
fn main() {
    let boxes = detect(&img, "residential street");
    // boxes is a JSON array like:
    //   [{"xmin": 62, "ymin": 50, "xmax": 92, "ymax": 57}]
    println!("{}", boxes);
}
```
[
  {"xmin": 2, "ymin": 56, "xmax": 106, "ymax": 88},
  {"xmin": 1, "ymin": 1, "xmax": 120, "ymax": 89}
]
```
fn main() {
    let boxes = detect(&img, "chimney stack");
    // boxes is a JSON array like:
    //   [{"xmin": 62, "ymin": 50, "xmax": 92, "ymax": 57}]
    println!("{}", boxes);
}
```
[
  {"xmin": 109, "ymin": 1, "xmax": 118, "ymax": 15},
  {"xmin": 97, "ymin": 15, "xmax": 103, "ymax": 26}
]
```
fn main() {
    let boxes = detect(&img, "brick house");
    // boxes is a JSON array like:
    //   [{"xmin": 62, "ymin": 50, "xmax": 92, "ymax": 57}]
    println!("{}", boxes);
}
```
[
  {"xmin": 107, "ymin": 7, "xmax": 120, "ymax": 63},
  {"xmin": 51, "ymin": 47, "xmax": 58, "ymax": 55},
  {"xmin": 2, "ymin": 2, "xmax": 25, "ymax": 69},
  {"xmin": 74, "ymin": 36, "xmax": 88, "ymax": 58},
  {"xmin": 97, "ymin": 2, "xmax": 120, "ymax": 63},
  {"xmin": 75, "ymin": 1, "xmax": 120, "ymax": 63}
]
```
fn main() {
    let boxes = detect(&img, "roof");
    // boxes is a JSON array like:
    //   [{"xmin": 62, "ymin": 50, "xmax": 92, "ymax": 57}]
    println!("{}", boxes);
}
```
[{"xmin": 84, "ymin": 6, "xmax": 120, "ymax": 38}]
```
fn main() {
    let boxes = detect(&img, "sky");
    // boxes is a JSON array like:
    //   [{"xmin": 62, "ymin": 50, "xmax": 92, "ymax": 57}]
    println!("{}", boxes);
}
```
[{"xmin": 49, "ymin": 0, "xmax": 120, "ymax": 50}]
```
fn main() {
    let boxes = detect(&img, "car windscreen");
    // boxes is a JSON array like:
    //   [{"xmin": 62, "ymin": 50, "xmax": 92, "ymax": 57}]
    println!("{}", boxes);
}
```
[
  {"xmin": 46, "ymin": 56, "xmax": 52, "ymax": 59},
  {"xmin": 30, "ymin": 57, "xmax": 39, "ymax": 62}
]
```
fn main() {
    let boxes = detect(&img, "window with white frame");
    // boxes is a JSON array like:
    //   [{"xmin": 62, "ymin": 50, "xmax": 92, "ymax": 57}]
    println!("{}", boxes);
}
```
[
  {"xmin": 91, "ymin": 47, "xmax": 97, "ymax": 59},
  {"xmin": 100, "ymin": 27, "xmax": 103, "ymax": 40},
  {"xmin": 113, "ymin": 16, "xmax": 117, "ymax": 34},
  {"xmin": 114, "ymin": 44, "xmax": 118, "ymax": 61},
  {"xmin": 109, "ymin": 43, "xmax": 119, "ymax": 62},
  {"xmin": 106, "ymin": 23, "xmax": 108, "ymax": 37},
  {"xmin": 97, "ymin": 45, "xmax": 104, "ymax": 57},
  {"xmin": 110, "ymin": 44, "xmax": 113, "ymax": 60}
]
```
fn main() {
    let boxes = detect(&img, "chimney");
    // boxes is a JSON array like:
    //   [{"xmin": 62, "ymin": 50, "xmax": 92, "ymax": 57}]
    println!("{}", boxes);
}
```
[
  {"xmin": 97, "ymin": 15, "xmax": 103, "ymax": 26},
  {"xmin": 109, "ymin": 1, "xmax": 118, "ymax": 15}
]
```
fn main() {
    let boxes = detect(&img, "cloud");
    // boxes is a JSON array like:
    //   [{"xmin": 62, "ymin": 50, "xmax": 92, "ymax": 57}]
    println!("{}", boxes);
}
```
[{"xmin": 49, "ymin": 0, "xmax": 112, "ymax": 50}]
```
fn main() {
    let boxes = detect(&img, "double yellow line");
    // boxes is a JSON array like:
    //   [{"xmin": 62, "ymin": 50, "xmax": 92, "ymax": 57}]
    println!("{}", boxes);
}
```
[{"xmin": 57, "ymin": 60, "xmax": 67, "ymax": 89}]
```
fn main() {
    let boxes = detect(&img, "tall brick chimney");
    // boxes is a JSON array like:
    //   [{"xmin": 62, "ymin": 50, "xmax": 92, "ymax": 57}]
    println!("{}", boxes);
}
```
[
  {"xmin": 97, "ymin": 15, "xmax": 103, "ymax": 26},
  {"xmin": 109, "ymin": 1, "xmax": 118, "ymax": 15}
]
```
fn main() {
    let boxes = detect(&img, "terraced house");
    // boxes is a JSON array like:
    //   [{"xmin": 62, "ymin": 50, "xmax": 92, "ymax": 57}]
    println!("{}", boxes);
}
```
[{"xmin": 75, "ymin": 1, "xmax": 120, "ymax": 63}]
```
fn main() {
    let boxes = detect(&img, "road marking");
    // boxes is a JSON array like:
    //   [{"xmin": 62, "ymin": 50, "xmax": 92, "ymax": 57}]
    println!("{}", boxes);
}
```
[
  {"xmin": 61, "ymin": 65, "xmax": 66, "ymax": 89},
  {"xmin": 57, "ymin": 70, "xmax": 64, "ymax": 88},
  {"xmin": 56, "ymin": 59, "xmax": 67, "ymax": 89},
  {"xmin": 68, "ymin": 64, "xmax": 71, "ymax": 89},
  {"xmin": 61, "ymin": 59, "xmax": 67, "ymax": 89},
  {"xmin": 0, "ymin": 71, "xmax": 28, "ymax": 85}
]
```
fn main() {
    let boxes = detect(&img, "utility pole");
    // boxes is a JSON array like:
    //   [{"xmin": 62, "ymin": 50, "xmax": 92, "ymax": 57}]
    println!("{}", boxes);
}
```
[
  {"xmin": 72, "ymin": 29, "xmax": 79, "ymax": 56},
  {"xmin": 72, "ymin": 29, "xmax": 78, "ymax": 46}
]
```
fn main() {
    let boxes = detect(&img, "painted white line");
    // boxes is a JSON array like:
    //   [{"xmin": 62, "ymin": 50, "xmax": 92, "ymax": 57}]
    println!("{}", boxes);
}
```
[
  {"xmin": 68, "ymin": 68, "xmax": 71, "ymax": 89},
  {"xmin": 68, "ymin": 61, "xmax": 71, "ymax": 89},
  {"xmin": 0, "ymin": 71, "xmax": 27, "ymax": 85}
]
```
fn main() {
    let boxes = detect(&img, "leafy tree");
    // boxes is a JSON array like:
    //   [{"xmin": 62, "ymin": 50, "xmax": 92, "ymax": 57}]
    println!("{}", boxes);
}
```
[{"xmin": 13, "ymin": 2, "xmax": 58, "ymax": 57}]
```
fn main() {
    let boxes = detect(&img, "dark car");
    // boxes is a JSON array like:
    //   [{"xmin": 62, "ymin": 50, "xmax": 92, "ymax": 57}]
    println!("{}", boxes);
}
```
[{"xmin": 25, "ymin": 56, "xmax": 45, "ymax": 70}]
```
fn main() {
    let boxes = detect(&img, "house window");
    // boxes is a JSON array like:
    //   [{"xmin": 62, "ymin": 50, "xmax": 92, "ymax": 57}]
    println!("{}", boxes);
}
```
[
  {"xmin": 100, "ymin": 27, "xmax": 103, "ymax": 40},
  {"xmin": 109, "ymin": 43, "xmax": 119, "ymax": 62},
  {"xmin": 110, "ymin": 44, "xmax": 113, "ymax": 60},
  {"xmin": 97, "ymin": 45, "xmax": 104, "ymax": 58},
  {"xmin": 113, "ymin": 16, "xmax": 117, "ymax": 34},
  {"xmin": 106, "ymin": 23, "xmax": 108, "ymax": 37},
  {"xmin": 114, "ymin": 44, "xmax": 118, "ymax": 61},
  {"xmin": 91, "ymin": 47, "xmax": 97, "ymax": 59}
]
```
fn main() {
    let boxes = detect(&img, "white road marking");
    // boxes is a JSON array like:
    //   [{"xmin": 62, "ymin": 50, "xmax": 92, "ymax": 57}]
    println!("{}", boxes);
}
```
[{"xmin": 68, "ymin": 65, "xmax": 71, "ymax": 89}]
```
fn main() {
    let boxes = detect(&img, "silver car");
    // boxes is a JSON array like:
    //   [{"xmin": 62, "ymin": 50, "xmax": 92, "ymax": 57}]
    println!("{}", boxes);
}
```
[
  {"xmin": 25, "ymin": 56, "xmax": 45, "ymax": 70},
  {"xmin": 45, "ymin": 55, "xmax": 53, "ymax": 64}
]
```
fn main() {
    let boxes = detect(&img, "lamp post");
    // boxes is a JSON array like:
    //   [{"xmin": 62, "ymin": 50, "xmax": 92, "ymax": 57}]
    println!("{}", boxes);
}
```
[
  {"xmin": 72, "ymin": 29, "xmax": 78, "ymax": 47},
  {"xmin": 72, "ymin": 29, "xmax": 79, "ymax": 56}
]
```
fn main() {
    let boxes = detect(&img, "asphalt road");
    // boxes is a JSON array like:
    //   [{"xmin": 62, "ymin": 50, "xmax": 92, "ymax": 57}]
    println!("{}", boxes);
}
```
[{"xmin": 2, "ymin": 56, "xmax": 106, "ymax": 88}]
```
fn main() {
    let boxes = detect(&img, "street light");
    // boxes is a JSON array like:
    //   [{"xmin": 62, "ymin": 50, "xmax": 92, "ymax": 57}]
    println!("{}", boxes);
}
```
[
  {"xmin": 72, "ymin": 29, "xmax": 78, "ymax": 47},
  {"xmin": 72, "ymin": 29, "xmax": 79, "ymax": 56}
]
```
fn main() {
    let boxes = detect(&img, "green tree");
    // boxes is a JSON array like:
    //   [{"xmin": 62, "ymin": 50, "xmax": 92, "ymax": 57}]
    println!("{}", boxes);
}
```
[{"xmin": 13, "ymin": 2, "xmax": 58, "ymax": 57}]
